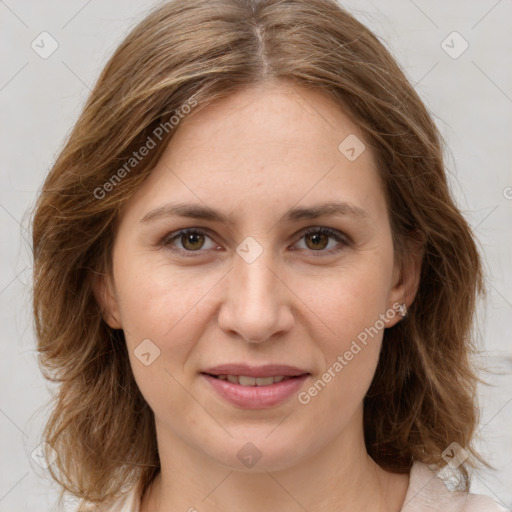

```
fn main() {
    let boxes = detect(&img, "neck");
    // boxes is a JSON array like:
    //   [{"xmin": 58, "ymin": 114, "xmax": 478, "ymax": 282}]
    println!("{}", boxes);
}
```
[{"xmin": 141, "ymin": 409, "xmax": 409, "ymax": 512}]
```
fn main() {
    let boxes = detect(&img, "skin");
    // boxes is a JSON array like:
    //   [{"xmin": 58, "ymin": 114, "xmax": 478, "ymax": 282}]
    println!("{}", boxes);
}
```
[{"xmin": 96, "ymin": 80, "xmax": 423, "ymax": 511}]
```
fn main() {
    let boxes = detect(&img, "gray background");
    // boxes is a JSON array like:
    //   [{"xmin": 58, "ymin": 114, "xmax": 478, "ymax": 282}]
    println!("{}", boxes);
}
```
[{"xmin": 1, "ymin": 0, "xmax": 511, "ymax": 510}]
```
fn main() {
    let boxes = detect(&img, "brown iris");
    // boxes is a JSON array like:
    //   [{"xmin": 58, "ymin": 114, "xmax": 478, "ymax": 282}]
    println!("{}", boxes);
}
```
[
  {"xmin": 305, "ymin": 232, "xmax": 329, "ymax": 250},
  {"xmin": 181, "ymin": 232, "xmax": 205, "ymax": 250}
]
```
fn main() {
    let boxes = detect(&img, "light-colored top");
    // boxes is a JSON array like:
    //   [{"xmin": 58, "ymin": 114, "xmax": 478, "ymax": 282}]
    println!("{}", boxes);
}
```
[{"xmin": 86, "ymin": 461, "xmax": 507, "ymax": 511}]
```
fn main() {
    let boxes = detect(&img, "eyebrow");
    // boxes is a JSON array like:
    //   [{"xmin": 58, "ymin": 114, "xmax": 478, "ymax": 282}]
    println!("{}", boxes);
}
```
[{"xmin": 140, "ymin": 201, "xmax": 369, "ymax": 225}]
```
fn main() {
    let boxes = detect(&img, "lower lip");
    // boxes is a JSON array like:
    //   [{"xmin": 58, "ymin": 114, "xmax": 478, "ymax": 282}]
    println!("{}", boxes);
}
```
[{"xmin": 202, "ymin": 374, "xmax": 309, "ymax": 409}]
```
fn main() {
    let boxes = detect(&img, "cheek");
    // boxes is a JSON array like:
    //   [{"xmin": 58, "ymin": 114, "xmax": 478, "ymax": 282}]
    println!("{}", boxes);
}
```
[
  {"xmin": 299, "ymin": 253, "xmax": 392, "ymax": 402},
  {"xmin": 112, "ymin": 254, "xmax": 227, "ymax": 409},
  {"xmin": 304, "ymin": 255, "xmax": 393, "ymax": 346},
  {"xmin": 113, "ymin": 251, "xmax": 218, "ymax": 340},
  {"xmin": 116, "ymin": 263, "xmax": 215, "ymax": 418}
]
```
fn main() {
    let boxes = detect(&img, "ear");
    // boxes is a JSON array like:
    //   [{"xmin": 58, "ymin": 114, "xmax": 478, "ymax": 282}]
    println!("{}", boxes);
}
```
[
  {"xmin": 92, "ymin": 271, "xmax": 123, "ymax": 329},
  {"xmin": 385, "ymin": 230, "xmax": 425, "ymax": 328}
]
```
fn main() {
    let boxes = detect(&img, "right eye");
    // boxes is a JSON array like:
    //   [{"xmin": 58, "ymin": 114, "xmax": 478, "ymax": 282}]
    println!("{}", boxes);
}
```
[{"xmin": 161, "ymin": 228, "xmax": 220, "ymax": 256}]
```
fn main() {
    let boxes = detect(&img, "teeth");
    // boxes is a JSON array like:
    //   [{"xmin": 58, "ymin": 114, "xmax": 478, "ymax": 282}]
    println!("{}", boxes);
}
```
[
  {"xmin": 254, "ymin": 377, "xmax": 274, "ymax": 386},
  {"xmin": 239, "ymin": 376, "xmax": 257, "ymax": 386},
  {"xmin": 214, "ymin": 375, "xmax": 290, "ymax": 386}
]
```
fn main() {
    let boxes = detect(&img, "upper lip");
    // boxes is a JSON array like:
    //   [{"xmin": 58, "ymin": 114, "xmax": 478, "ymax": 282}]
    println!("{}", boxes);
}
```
[{"xmin": 202, "ymin": 364, "xmax": 310, "ymax": 378}]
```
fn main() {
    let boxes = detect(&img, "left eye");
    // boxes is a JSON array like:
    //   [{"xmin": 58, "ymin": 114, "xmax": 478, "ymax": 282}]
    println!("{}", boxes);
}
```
[
  {"xmin": 162, "ymin": 227, "xmax": 348, "ymax": 256},
  {"xmin": 294, "ymin": 227, "xmax": 346, "ymax": 253}
]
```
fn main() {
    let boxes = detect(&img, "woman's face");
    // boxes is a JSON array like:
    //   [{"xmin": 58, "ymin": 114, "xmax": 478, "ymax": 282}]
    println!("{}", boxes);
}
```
[{"xmin": 100, "ymin": 81, "xmax": 416, "ymax": 471}]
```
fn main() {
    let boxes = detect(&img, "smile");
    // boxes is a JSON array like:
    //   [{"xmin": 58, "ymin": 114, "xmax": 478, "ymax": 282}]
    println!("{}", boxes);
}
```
[
  {"xmin": 202, "ymin": 373, "xmax": 309, "ymax": 409},
  {"xmin": 211, "ymin": 375, "xmax": 290, "ymax": 386}
]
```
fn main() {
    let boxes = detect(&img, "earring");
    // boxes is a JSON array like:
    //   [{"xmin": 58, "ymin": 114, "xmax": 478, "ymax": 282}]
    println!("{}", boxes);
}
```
[{"xmin": 398, "ymin": 303, "xmax": 407, "ymax": 318}]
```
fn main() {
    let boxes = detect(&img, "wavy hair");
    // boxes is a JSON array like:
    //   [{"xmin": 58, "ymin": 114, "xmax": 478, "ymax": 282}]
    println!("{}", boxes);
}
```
[{"xmin": 31, "ymin": 0, "xmax": 487, "ymax": 506}]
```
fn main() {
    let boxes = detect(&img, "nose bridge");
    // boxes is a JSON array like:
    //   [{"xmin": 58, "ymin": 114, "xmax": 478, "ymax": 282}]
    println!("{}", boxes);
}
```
[{"xmin": 217, "ymin": 241, "xmax": 293, "ymax": 343}]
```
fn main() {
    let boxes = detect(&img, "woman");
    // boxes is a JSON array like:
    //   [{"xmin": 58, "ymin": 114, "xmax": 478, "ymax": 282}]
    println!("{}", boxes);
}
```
[{"xmin": 32, "ymin": 0, "xmax": 506, "ymax": 510}]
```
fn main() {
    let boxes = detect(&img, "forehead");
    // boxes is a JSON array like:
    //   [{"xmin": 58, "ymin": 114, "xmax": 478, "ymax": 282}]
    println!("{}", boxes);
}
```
[
  {"xmin": 120, "ymin": 81, "xmax": 387, "ymax": 226},
  {"xmin": 169, "ymin": 81, "xmax": 369, "ymax": 166}
]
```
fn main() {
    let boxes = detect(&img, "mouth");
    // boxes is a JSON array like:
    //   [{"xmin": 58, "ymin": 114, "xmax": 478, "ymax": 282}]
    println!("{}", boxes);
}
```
[
  {"xmin": 202, "ymin": 363, "xmax": 309, "ymax": 379},
  {"xmin": 200, "ymin": 364, "xmax": 310, "ymax": 409},
  {"xmin": 204, "ymin": 374, "xmax": 299, "ymax": 386}
]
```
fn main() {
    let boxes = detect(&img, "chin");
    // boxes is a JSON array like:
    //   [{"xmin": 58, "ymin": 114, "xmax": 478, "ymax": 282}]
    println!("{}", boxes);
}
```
[{"xmin": 202, "ymin": 432, "xmax": 312, "ymax": 473}]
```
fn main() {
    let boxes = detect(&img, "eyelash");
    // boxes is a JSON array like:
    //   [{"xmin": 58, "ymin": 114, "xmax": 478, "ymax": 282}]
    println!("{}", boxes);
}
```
[{"xmin": 160, "ymin": 227, "xmax": 350, "ymax": 258}]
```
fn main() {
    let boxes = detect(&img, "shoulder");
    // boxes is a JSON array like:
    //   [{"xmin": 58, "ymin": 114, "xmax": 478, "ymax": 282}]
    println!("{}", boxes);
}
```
[
  {"xmin": 401, "ymin": 461, "xmax": 508, "ymax": 512},
  {"xmin": 76, "ymin": 487, "xmax": 141, "ymax": 512}
]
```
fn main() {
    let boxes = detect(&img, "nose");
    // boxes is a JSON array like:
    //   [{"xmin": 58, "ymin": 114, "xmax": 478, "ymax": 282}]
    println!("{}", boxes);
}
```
[{"xmin": 216, "ymin": 247, "xmax": 294, "ymax": 344}]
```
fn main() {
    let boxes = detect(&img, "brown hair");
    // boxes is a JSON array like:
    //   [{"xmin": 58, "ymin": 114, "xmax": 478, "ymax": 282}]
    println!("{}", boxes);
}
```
[{"xmin": 32, "ymin": 0, "xmax": 488, "ymax": 506}]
